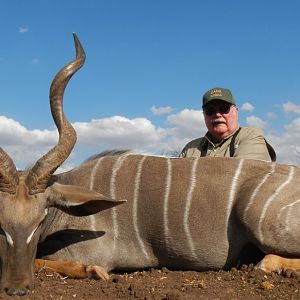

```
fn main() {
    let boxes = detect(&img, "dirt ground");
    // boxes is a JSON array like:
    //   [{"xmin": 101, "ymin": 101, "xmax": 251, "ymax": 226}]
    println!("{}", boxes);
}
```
[{"xmin": 1, "ymin": 265, "xmax": 299, "ymax": 300}]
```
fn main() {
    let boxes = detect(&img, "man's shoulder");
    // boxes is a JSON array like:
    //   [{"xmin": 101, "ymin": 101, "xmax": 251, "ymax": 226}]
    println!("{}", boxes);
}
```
[
  {"xmin": 184, "ymin": 137, "xmax": 205, "ymax": 148},
  {"xmin": 180, "ymin": 137, "xmax": 205, "ymax": 157},
  {"xmin": 239, "ymin": 127, "xmax": 265, "ymax": 138}
]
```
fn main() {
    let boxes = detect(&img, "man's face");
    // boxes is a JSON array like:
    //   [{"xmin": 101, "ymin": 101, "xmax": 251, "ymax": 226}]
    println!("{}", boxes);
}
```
[{"xmin": 203, "ymin": 100, "xmax": 238, "ymax": 140}]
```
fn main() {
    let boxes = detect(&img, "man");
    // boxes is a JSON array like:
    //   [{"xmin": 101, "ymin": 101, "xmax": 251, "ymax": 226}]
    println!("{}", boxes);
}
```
[{"xmin": 180, "ymin": 87, "xmax": 276, "ymax": 161}]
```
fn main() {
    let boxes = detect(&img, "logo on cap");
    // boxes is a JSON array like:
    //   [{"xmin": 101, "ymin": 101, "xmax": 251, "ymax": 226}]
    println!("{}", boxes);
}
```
[{"xmin": 210, "ymin": 89, "xmax": 222, "ymax": 98}]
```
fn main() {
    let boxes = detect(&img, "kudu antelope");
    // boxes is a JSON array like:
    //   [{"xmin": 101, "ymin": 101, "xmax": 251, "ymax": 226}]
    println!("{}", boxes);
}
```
[{"xmin": 0, "ymin": 34, "xmax": 299, "ymax": 296}]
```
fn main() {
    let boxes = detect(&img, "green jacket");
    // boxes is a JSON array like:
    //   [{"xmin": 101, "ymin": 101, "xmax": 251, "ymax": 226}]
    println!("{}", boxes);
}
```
[{"xmin": 180, "ymin": 127, "xmax": 275, "ymax": 162}]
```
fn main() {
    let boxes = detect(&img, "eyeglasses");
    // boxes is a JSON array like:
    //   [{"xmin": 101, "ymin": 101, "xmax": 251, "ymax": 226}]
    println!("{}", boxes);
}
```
[{"xmin": 204, "ymin": 104, "xmax": 232, "ymax": 116}]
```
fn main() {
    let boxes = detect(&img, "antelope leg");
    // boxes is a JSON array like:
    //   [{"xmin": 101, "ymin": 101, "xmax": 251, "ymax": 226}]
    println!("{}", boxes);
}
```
[
  {"xmin": 256, "ymin": 254, "xmax": 300, "ymax": 273},
  {"xmin": 34, "ymin": 259, "xmax": 109, "ymax": 280}
]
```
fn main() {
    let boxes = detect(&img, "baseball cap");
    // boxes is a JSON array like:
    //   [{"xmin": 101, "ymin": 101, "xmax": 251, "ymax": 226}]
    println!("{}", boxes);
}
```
[{"xmin": 202, "ymin": 87, "xmax": 236, "ymax": 108}]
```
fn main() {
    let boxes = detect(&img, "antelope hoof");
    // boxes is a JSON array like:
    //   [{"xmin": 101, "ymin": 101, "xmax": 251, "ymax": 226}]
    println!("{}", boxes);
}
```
[{"xmin": 86, "ymin": 265, "xmax": 110, "ymax": 280}]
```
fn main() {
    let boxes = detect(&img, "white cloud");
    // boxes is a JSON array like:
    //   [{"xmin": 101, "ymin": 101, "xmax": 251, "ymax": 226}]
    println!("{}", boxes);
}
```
[
  {"xmin": 0, "ymin": 109, "xmax": 300, "ymax": 171},
  {"xmin": 282, "ymin": 101, "xmax": 300, "ymax": 114},
  {"xmin": 162, "ymin": 109, "xmax": 206, "ymax": 152},
  {"xmin": 74, "ymin": 116, "xmax": 163, "ymax": 150},
  {"xmin": 150, "ymin": 105, "xmax": 174, "ymax": 115},
  {"xmin": 0, "ymin": 116, "xmax": 57, "ymax": 169},
  {"xmin": 0, "ymin": 116, "xmax": 56, "ymax": 146},
  {"xmin": 284, "ymin": 117, "xmax": 300, "ymax": 133},
  {"xmin": 246, "ymin": 115, "xmax": 267, "ymax": 129},
  {"xmin": 19, "ymin": 27, "xmax": 29, "ymax": 33},
  {"xmin": 266, "ymin": 117, "xmax": 300, "ymax": 165},
  {"xmin": 166, "ymin": 109, "xmax": 204, "ymax": 135},
  {"xmin": 240, "ymin": 102, "xmax": 254, "ymax": 112},
  {"xmin": 0, "ymin": 110, "xmax": 205, "ymax": 169}
]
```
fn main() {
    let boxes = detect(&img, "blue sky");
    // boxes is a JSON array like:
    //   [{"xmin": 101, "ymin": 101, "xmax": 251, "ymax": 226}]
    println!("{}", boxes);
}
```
[{"xmin": 1, "ymin": 0, "xmax": 300, "ymax": 170}]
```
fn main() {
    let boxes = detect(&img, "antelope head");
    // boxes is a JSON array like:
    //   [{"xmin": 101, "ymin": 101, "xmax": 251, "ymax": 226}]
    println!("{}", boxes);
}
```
[{"xmin": 0, "ymin": 34, "xmax": 124, "ymax": 296}]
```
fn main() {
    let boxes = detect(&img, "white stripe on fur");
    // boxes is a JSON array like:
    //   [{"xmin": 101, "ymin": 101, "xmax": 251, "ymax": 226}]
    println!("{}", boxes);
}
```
[
  {"xmin": 183, "ymin": 157, "xmax": 199, "ymax": 260},
  {"xmin": 133, "ymin": 156, "xmax": 149, "ymax": 260},
  {"xmin": 258, "ymin": 166, "xmax": 295, "ymax": 242}
]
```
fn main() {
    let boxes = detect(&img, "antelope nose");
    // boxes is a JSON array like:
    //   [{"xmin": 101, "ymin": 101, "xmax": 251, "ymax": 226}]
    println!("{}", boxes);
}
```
[
  {"xmin": 5, "ymin": 279, "xmax": 32, "ymax": 296},
  {"xmin": 5, "ymin": 287, "xmax": 29, "ymax": 296}
]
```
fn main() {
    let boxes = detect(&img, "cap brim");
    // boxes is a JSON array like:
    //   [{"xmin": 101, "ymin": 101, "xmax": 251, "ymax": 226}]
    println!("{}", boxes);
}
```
[{"xmin": 202, "ymin": 99, "xmax": 234, "ymax": 108}]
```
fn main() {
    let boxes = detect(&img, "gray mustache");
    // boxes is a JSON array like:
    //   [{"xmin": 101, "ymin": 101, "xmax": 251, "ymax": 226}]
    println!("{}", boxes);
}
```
[{"xmin": 211, "ymin": 119, "xmax": 226, "ymax": 124}]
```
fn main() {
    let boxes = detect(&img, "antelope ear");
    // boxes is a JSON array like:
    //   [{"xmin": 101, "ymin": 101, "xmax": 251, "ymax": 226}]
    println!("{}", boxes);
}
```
[{"xmin": 45, "ymin": 182, "xmax": 126, "ymax": 216}]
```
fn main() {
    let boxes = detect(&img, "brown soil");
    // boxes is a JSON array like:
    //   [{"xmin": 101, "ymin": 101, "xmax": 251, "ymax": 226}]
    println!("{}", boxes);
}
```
[{"xmin": 1, "ymin": 265, "xmax": 299, "ymax": 300}]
